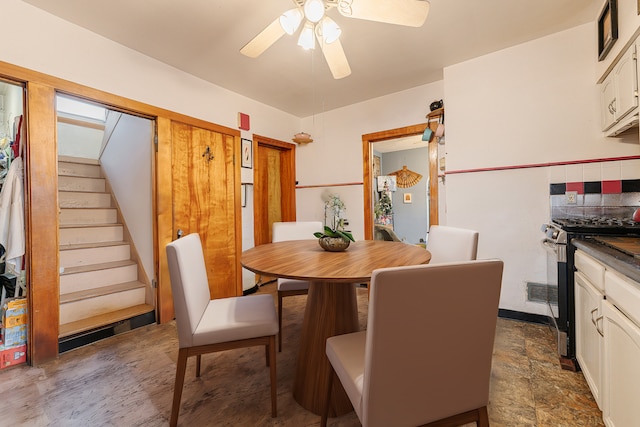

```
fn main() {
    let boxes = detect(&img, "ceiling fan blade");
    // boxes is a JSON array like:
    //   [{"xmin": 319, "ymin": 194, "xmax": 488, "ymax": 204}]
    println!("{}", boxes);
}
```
[
  {"xmin": 320, "ymin": 39, "xmax": 351, "ymax": 79},
  {"xmin": 240, "ymin": 18, "xmax": 286, "ymax": 58},
  {"xmin": 337, "ymin": 0, "xmax": 430, "ymax": 27}
]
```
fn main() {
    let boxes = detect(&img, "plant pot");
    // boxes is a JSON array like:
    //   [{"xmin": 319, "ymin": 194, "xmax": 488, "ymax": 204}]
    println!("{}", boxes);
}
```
[{"xmin": 318, "ymin": 236, "xmax": 350, "ymax": 252}]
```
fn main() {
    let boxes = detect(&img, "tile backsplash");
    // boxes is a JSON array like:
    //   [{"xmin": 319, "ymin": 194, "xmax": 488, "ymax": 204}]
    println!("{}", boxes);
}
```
[{"xmin": 550, "ymin": 179, "xmax": 640, "ymax": 219}]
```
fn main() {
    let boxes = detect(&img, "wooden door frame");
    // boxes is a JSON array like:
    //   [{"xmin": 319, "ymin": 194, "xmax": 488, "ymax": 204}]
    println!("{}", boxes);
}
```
[
  {"xmin": 252, "ymin": 134, "xmax": 297, "ymax": 246},
  {"xmin": 0, "ymin": 60, "xmax": 241, "ymax": 364},
  {"xmin": 362, "ymin": 123, "xmax": 439, "ymax": 240}
]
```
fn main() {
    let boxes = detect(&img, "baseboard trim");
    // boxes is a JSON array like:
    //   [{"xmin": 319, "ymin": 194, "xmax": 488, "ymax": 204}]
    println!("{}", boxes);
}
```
[
  {"xmin": 498, "ymin": 309, "xmax": 552, "ymax": 326},
  {"xmin": 58, "ymin": 310, "xmax": 156, "ymax": 353}
]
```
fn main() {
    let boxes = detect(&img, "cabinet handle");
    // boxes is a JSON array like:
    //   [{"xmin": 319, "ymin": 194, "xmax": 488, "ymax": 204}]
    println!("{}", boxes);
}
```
[
  {"xmin": 595, "ymin": 315, "xmax": 604, "ymax": 337},
  {"xmin": 611, "ymin": 99, "xmax": 616, "ymax": 113},
  {"xmin": 590, "ymin": 307, "xmax": 598, "ymax": 326}
]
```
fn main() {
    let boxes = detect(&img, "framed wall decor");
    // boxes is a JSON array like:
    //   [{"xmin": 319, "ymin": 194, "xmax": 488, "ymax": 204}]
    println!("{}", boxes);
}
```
[
  {"xmin": 241, "ymin": 138, "xmax": 252, "ymax": 169},
  {"xmin": 241, "ymin": 184, "xmax": 247, "ymax": 207},
  {"xmin": 403, "ymin": 193, "xmax": 412, "ymax": 204},
  {"xmin": 597, "ymin": 0, "xmax": 618, "ymax": 61}
]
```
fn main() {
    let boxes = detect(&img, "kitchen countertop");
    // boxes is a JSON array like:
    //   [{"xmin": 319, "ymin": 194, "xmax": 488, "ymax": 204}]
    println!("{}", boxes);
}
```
[{"xmin": 572, "ymin": 237, "xmax": 640, "ymax": 284}]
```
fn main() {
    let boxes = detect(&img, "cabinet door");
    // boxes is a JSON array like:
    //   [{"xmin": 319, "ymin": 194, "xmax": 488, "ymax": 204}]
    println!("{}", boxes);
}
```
[
  {"xmin": 614, "ymin": 46, "xmax": 638, "ymax": 123},
  {"xmin": 575, "ymin": 271, "xmax": 604, "ymax": 408},
  {"xmin": 600, "ymin": 74, "xmax": 617, "ymax": 131},
  {"xmin": 602, "ymin": 300, "xmax": 640, "ymax": 427}
]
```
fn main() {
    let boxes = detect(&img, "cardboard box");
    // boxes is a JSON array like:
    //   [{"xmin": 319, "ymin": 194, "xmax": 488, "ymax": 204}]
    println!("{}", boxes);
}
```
[
  {"xmin": 2, "ymin": 298, "xmax": 27, "ymax": 328},
  {"xmin": 0, "ymin": 344, "xmax": 26, "ymax": 369},
  {"xmin": 2, "ymin": 324, "xmax": 26, "ymax": 347}
]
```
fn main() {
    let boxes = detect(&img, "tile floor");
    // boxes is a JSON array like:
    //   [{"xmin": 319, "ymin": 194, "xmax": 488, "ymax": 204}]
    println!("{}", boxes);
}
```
[{"xmin": 0, "ymin": 283, "xmax": 603, "ymax": 426}]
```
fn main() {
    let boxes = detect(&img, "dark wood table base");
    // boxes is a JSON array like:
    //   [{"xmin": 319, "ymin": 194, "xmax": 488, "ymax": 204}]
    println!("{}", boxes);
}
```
[{"xmin": 293, "ymin": 281, "xmax": 359, "ymax": 416}]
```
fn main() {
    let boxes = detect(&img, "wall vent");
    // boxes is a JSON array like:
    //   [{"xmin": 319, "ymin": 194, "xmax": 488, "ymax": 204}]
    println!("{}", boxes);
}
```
[{"xmin": 527, "ymin": 282, "xmax": 558, "ymax": 304}]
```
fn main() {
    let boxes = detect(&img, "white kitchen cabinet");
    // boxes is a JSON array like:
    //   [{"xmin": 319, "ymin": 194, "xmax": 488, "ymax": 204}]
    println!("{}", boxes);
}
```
[
  {"xmin": 601, "ymin": 298, "xmax": 640, "ymax": 427},
  {"xmin": 600, "ymin": 45, "xmax": 638, "ymax": 133},
  {"xmin": 574, "ymin": 250, "xmax": 606, "ymax": 408},
  {"xmin": 575, "ymin": 272, "xmax": 604, "ymax": 408}
]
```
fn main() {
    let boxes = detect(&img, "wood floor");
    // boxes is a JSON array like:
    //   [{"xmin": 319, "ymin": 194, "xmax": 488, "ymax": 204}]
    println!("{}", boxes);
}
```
[{"xmin": 0, "ymin": 282, "xmax": 603, "ymax": 426}]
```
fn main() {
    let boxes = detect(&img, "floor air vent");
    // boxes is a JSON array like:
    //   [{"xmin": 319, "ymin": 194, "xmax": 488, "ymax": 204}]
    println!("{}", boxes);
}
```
[{"xmin": 527, "ymin": 282, "xmax": 558, "ymax": 304}]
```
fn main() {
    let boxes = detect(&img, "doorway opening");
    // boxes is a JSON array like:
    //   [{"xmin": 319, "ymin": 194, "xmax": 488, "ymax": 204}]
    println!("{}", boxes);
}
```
[
  {"xmin": 55, "ymin": 93, "xmax": 156, "ymax": 352},
  {"xmin": 362, "ymin": 123, "xmax": 439, "ymax": 241}
]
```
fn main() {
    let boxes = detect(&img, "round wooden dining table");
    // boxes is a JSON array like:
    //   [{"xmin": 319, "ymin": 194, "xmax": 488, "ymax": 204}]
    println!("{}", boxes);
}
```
[{"xmin": 241, "ymin": 239, "xmax": 431, "ymax": 416}]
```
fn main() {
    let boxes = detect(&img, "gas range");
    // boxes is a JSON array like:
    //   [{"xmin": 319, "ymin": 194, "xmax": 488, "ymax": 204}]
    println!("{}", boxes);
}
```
[{"xmin": 552, "ymin": 216, "xmax": 640, "ymax": 235}]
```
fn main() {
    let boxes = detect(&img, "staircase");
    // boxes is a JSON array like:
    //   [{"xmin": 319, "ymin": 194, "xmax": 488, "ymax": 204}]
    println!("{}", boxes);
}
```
[{"xmin": 58, "ymin": 156, "xmax": 154, "ymax": 339}]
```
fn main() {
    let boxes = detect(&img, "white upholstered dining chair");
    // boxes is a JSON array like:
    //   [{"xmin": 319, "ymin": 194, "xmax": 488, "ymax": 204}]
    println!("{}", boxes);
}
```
[
  {"xmin": 426, "ymin": 225, "xmax": 479, "ymax": 264},
  {"xmin": 166, "ymin": 233, "xmax": 278, "ymax": 427},
  {"xmin": 272, "ymin": 220, "xmax": 323, "ymax": 351},
  {"xmin": 321, "ymin": 259, "xmax": 504, "ymax": 427}
]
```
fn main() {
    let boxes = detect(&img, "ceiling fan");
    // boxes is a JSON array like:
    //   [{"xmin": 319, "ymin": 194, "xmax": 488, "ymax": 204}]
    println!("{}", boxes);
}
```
[{"xmin": 240, "ymin": 0, "xmax": 430, "ymax": 79}]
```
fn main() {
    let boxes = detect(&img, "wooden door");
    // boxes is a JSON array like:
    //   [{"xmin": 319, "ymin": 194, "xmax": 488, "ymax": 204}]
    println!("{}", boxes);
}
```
[
  {"xmin": 253, "ymin": 135, "xmax": 297, "ymax": 246},
  {"xmin": 171, "ymin": 121, "xmax": 240, "ymax": 299}
]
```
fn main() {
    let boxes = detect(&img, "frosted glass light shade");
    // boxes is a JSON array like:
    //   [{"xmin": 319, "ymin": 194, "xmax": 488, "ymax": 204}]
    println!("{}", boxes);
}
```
[
  {"xmin": 304, "ymin": 0, "xmax": 325, "ymax": 23},
  {"xmin": 297, "ymin": 22, "xmax": 316, "ymax": 50},
  {"xmin": 279, "ymin": 9, "xmax": 303, "ymax": 35},
  {"xmin": 319, "ymin": 17, "xmax": 341, "ymax": 44}
]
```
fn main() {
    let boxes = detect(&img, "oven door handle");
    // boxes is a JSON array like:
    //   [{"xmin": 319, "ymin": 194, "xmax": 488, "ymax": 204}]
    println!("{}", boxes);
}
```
[
  {"xmin": 540, "ymin": 238, "xmax": 567, "ymax": 262},
  {"xmin": 541, "ymin": 239, "xmax": 558, "ymax": 253}
]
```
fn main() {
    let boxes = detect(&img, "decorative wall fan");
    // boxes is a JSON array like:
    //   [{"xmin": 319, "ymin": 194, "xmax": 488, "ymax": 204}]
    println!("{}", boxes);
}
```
[
  {"xmin": 389, "ymin": 165, "xmax": 422, "ymax": 188},
  {"xmin": 240, "ymin": 0, "xmax": 430, "ymax": 79}
]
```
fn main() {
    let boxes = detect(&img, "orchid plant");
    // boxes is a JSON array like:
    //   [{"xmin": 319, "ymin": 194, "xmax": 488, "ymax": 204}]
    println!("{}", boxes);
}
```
[{"xmin": 314, "ymin": 194, "xmax": 355, "ymax": 242}]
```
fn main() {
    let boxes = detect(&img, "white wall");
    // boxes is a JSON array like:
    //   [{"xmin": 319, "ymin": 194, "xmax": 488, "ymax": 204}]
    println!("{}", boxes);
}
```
[
  {"xmin": 100, "ymin": 114, "xmax": 154, "ymax": 283},
  {"xmin": 295, "ymin": 81, "xmax": 445, "ymax": 240},
  {"xmin": 57, "ymin": 122, "xmax": 103, "ymax": 158},
  {"xmin": 2, "ymin": 0, "xmax": 302, "ymax": 292},
  {"xmin": 443, "ymin": 23, "xmax": 640, "ymax": 314}
]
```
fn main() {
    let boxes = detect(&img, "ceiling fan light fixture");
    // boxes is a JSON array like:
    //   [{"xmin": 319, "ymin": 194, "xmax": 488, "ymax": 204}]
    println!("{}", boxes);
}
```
[
  {"xmin": 318, "ymin": 16, "xmax": 341, "ymax": 44},
  {"xmin": 303, "ymin": 0, "xmax": 325, "ymax": 23},
  {"xmin": 279, "ymin": 8, "xmax": 303, "ymax": 35},
  {"xmin": 297, "ymin": 21, "xmax": 316, "ymax": 50}
]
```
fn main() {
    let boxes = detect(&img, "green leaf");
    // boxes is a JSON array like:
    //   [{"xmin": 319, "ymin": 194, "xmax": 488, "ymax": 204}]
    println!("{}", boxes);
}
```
[
  {"xmin": 313, "ymin": 231, "xmax": 324, "ymax": 238},
  {"xmin": 336, "ymin": 230, "xmax": 355, "ymax": 242}
]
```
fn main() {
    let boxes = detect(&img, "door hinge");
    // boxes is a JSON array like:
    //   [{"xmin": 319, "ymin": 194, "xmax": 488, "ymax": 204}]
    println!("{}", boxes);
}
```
[
  {"xmin": 154, "ymin": 133, "xmax": 158, "ymax": 152},
  {"xmin": 151, "ymin": 279, "xmax": 157, "ymax": 289}
]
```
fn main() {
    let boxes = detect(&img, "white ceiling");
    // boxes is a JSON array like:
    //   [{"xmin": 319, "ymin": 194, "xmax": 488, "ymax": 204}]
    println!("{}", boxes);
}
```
[{"xmin": 23, "ymin": 0, "xmax": 599, "ymax": 118}]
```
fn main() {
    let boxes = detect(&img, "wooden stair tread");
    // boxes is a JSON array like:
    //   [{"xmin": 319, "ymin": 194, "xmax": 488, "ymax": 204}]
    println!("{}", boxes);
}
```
[
  {"xmin": 60, "ymin": 240, "xmax": 129, "ymax": 251},
  {"xmin": 59, "ymin": 223, "xmax": 123, "ymax": 229},
  {"xmin": 59, "ymin": 304, "xmax": 155, "ymax": 338},
  {"xmin": 60, "ymin": 280, "xmax": 146, "ymax": 303},
  {"xmin": 58, "ymin": 156, "xmax": 100, "ymax": 165},
  {"xmin": 59, "ymin": 190, "xmax": 109, "ymax": 195},
  {"xmin": 61, "ymin": 259, "xmax": 136, "ymax": 275},
  {"xmin": 60, "ymin": 207, "xmax": 115, "ymax": 210}
]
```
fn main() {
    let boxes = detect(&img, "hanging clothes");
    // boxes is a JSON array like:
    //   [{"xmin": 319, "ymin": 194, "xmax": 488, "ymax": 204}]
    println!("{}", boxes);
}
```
[{"xmin": 0, "ymin": 156, "xmax": 24, "ymax": 272}]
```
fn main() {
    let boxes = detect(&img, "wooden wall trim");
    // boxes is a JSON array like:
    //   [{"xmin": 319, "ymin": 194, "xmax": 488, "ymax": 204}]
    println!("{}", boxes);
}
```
[
  {"xmin": 26, "ymin": 82, "xmax": 60, "ymax": 365},
  {"xmin": 296, "ymin": 182, "xmax": 363, "ymax": 189},
  {"xmin": 0, "ymin": 60, "xmax": 240, "ymax": 138}
]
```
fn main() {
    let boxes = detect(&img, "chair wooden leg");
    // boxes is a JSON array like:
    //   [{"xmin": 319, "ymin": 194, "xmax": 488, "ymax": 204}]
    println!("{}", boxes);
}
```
[
  {"xmin": 170, "ymin": 348, "xmax": 189, "ymax": 427},
  {"xmin": 421, "ymin": 406, "xmax": 489, "ymax": 427},
  {"xmin": 278, "ymin": 291, "xmax": 283, "ymax": 352},
  {"xmin": 265, "ymin": 344, "xmax": 269, "ymax": 367},
  {"xmin": 478, "ymin": 406, "xmax": 489, "ymax": 427},
  {"xmin": 268, "ymin": 335, "xmax": 278, "ymax": 417},
  {"xmin": 195, "ymin": 354, "xmax": 202, "ymax": 377},
  {"xmin": 320, "ymin": 367, "xmax": 334, "ymax": 427}
]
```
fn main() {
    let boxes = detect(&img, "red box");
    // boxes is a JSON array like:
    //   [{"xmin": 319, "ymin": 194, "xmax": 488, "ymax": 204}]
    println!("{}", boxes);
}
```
[{"xmin": 0, "ymin": 344, "xmax": 26, "ymax": 369}]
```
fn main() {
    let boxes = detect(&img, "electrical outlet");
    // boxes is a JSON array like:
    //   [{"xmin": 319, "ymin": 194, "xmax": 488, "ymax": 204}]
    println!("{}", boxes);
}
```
[{"xmin": 566, "ymin": 191, "xmax": 577, "ymax": 204}]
